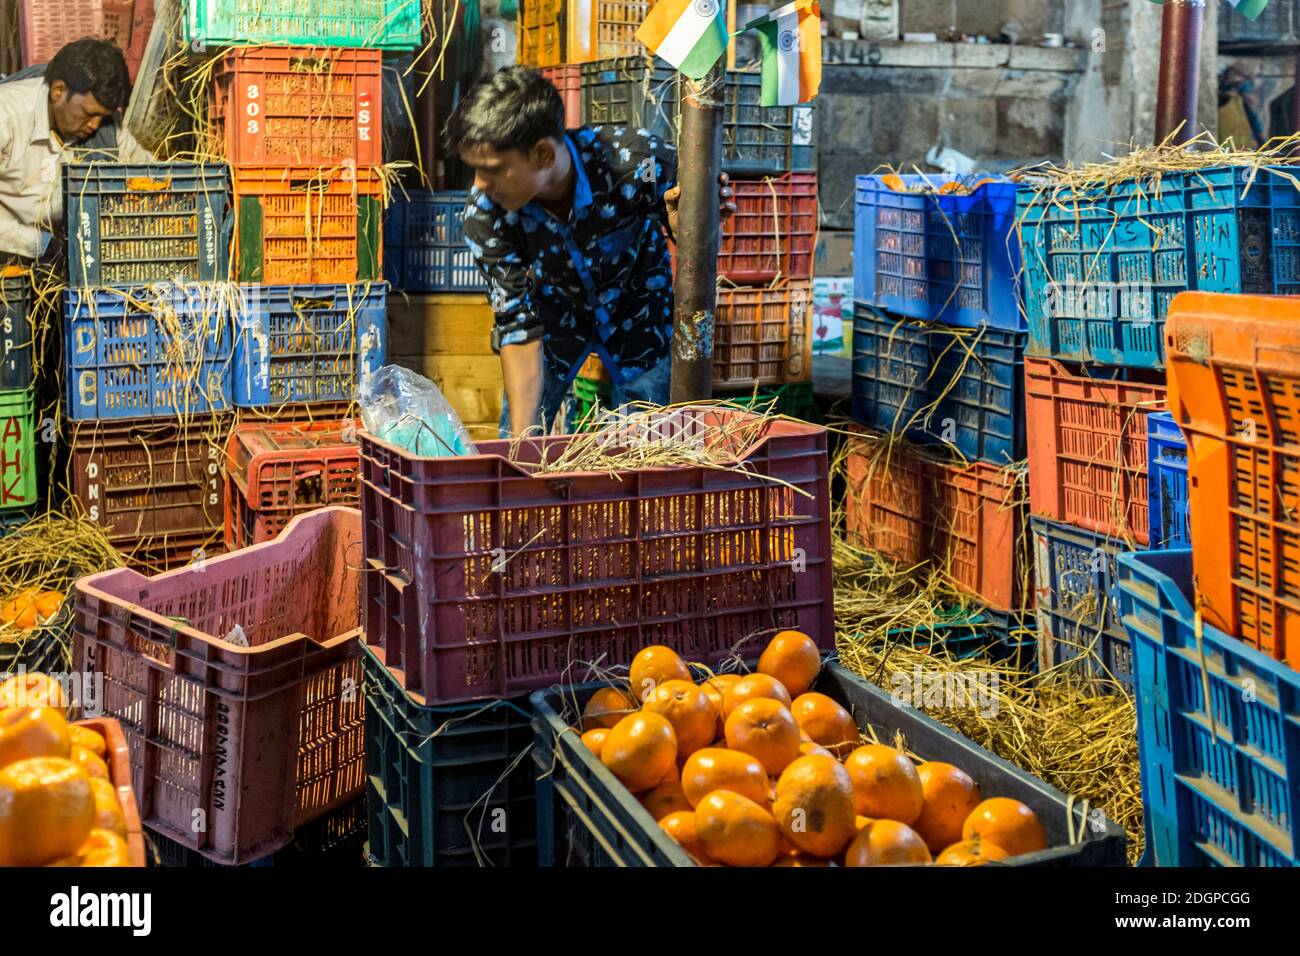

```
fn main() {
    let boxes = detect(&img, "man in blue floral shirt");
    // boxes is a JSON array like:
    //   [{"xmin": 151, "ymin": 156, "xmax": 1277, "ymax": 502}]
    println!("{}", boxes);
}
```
[{"xmin": 448, "ymin": 66, "xmax": 734, "ymax": 437}]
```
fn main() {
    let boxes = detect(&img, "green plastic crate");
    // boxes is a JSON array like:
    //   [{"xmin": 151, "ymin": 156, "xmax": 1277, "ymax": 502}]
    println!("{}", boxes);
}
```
[
  {"xmin": 716, "ymin": 382, "xmax": 818, "ymax": 423},
  {"xmin": 570, "ymin": 375, "xmax": 610, "ymax": 432},
  {"xmin": 0, "ymin": 389, "xmax": 36, "ymax": 511},
  {"xmin": 185, "ymin": 0, "xmax": 422, "ymax": 50}
]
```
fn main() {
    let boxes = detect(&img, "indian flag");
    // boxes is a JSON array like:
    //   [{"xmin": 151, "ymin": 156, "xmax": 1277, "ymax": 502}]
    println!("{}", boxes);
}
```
[
  {"xmin": 635, "ymin": 0, "xmax": 729, "ymax": 80},
  {"xmin": 1150, "ymin": 0, "xmax": 1270, "ymax": 20},
  {"xmin": 746, "ymin": 0, "xmax": 822, "ymax": 107}
]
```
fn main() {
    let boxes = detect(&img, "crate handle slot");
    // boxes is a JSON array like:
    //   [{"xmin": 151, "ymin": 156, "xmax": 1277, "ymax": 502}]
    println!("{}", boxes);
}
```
[
  {"xmin": 289, "ymin": 56, "xmax": 331, "ymax": 74},
  {"xmin": 126, "ymin": 177, "xmax": 172, "ymax": 192},
  {"xmin": 291, "ymin": 296, "xmax": 335, "ymax": 312}
]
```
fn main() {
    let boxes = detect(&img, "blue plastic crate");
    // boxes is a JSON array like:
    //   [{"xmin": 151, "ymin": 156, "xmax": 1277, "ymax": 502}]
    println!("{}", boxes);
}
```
[
  {"xmin": 853, "ymin": 175, "xmax": 1023, "ymax": 330},
  {"xmin": 1030, "ymin": 516, "xmax": 1134, "ymax": 693},
  {"xmin": 64, "ymin": 163, "xmax": 231, "ymax": 290},
  {"xmin": 383, "ymin": 191, "xmax": 486, "ymax": 293},
  {"xmin": 232, "ymin": 283, "xmax": 388, "ymax": 408},
  {"xmin": 64, "ymin": 286, "xmax": 234, "ymax": 421},
  {"xmin": 851, "ymin": 302, "xmax": 1026, "ymax": 465},
  {"xmin": 1018, "ymin": 165, "xmax": 1300, "ymax": 369},
  {"xmin": 1118, "ymin": 548, "xmax": 1300, "ymax": 867},
  {"xmin": 1147, "ymin": 411, "xmax": 1190, "ymax": 550}
]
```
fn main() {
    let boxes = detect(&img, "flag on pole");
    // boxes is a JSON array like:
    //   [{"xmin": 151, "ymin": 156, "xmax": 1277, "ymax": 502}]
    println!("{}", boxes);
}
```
[
  {"xmin": 745, "ymin": 0, "xmax": 822, "ymax": 107},
  {"xmin": 1149, "ymin": 0, "xmax": 1270, "ymax": 21},
  {"xmin": 635, "ymin": 0, "xmax": 729, "ymax": 80}
]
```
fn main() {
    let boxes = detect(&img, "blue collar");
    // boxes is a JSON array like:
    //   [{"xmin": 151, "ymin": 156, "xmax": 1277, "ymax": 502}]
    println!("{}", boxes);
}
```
[{"xmin": 524, "ymin": 134, "xmax": 592, "ymax": 223}]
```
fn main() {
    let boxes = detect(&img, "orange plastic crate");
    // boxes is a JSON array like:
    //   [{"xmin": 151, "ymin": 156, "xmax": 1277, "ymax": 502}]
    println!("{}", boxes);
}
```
[
  {"xmin": 542, "ymin": 65, "xmax": 583, "ymax": 127},
  {"xmin": 713, "ymin": 279, "xmax": 812, "ymax": 391},
  {"xmin": 845, "ymin": 429, "xmax": 1029, "ymax": 610},
  {"xmin": 1166, "ymin": 291, "xmax": 1300, "ymax": 670},
  {"xmin": 211, "ymin": 47, "xmax": 383, "ymax": 167},
  {"xmin": 232, "ymin": 164, "xmax": 383, "ymax": 284},
  {"xmin": 568, "ymin": 0, "xmax": 652, "ymax": 62},
  {"xmin": 718, "ymin": 172, "xmax": 818, "ymax": 284},
  {"xmin": 517, "ymin": 0, "xmax": 564, "ymax": 67},
  {"xmin": 1024, "ymin": 357, "xmax": 1167, "ymax": 547}
]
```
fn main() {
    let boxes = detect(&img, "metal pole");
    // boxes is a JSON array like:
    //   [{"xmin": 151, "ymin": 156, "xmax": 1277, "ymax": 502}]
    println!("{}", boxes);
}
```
[
  {"xmin": 1155, "ymin": 0, "xmax": 1205, "ymax": 145},
  {"xmin": 1293, "ymin": 49, "xmax": 1300, "ymax": 135},
  {"xmin": 669, "ymin": 64, "xmax": 724, "ymax": 404}
]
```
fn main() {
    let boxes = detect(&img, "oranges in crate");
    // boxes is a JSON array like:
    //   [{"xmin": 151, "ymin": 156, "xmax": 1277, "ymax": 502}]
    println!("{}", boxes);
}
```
[
  {"xmin": 567, "ymin": 634, "xmax": 1050, "ymax": 867},
  {"xmin": 0, "ymin": 672, "xmax": 135, "ymax": 867}
]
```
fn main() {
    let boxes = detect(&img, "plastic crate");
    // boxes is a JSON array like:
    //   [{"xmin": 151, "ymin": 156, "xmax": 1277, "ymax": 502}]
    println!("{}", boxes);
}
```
[
  {"xmin": 360, "ymin": 407, "xmax": 834, "ymax": 703},
  {"xmin": 210, "ymin": 47, "xmax": 383, "ymax": 167},
  {"xmin": 363, "ymin": 643, "xmax": 538, "ymax": 867},
  {"xmin": 854, "ymin": 175, "xmax": 1022, "ymax": 330},
  {"xmin": 64, "ymin": 285, "xmax": 235, "ymax": 421},
  {"xmin": 517, "ymin": 0, "xmax": 564, "ymax": 66},
  {"xmin": 232, "ymin": 165, "xmax": 383, "ymax": 285},
  {"xmin": 580, "ymin": 57, "xmax": 814, "ymax": 175},
  {"xmin": 73, "ymin": 506, "xmax": 366, "ymax": 865},
  {"xmin": 1118, "ymin": 548, "xmax": 1300, "ymax": 867},
  {"xmin": 145, "ymin": 797, "xmax": 365, "ymax": 867},
  {"xmin": 1024, "ymin": 356, "xmax": 1167, "ymax": 547},
  {"xmin": 851, "ymin": 302, "xmax": 1026, "ymax": 465},
  {"xmin": 1031, "ymin": 516, "xmax": 1134, "ymax": 693},
  {"xmin": 185, "ymin": 0, "xmax": 422, "ymax": 50},
  {"xmin": 101, "ymin": 0, "xmax": 153, "ymax": 81},
  {"xmin": 64, "ymin": 163, "xmax": 231, "ymax": 289},
  {"xmin": 876, "ymin": 605, "xmax": 1036, "ymax": 668},
  {"xmin": 1018, "ymin": 166, "xmax": 1300, "ymax": 369},
  {"xmin": 577, "ymin": 0, "xmax": 651, "ymax": 61},
  {"xmin": 543, "ymin": 65, "xmax": 583, "ymax": 127},
  {"xmin": 570, "ymin": 375, "xmax": 609, "ymax": 432},
  {"xmin": 532, "ymin": 661, "xmax": 1127, "ymax": 866},
  {"xmin": 68, "ymin": 717, "xmax": 147, "ymax": 867},
  {"xmin": 67, "ymin": 414, "xmax": 228, "ymax": 555},
  {"xmin": 0, "ymin": 628, "xmax": 67, "ymax": 681},
  {"xmin": 1146, "ymin": 411, "xmax": 1189, "ymax": 551},
  {"xmin": 0, "ymin": 274, "xmax": 33, "ymax": 391},
  {"xmin": 0, "ymin": 388, "xmax": 37, "ymax": 512},
  {"xmin": 844, "ymin": 431, "xmax": 1027, "ymax": 611},
  {"xmin": 18, "ymin": 0, "xmax": 101, "ymax": 69},
  {"xmin": 383, "ymin": 191, "xmax": 485, "ymax": 292},
  {"xmin": 715, "ymin": 381, "xmax": 818, "ymax": 423},
  {"xmin": 712, "ymin": 279, "xmax": 812, "ymax": 390},
  {"xmin": 225, "ymin": 419, "xmax": 361, "ymax": 550},
  {"xmin": 717, "ymin": 172, "xmax": 818, "ymax": 284},
  {"xmin": 231, "ymin": 282, "xmax": 387, "ymax": 408},
  {"xmin": 1219, "ymin": 0, "xmax": 1298, "ymax": 46},
  {"xmin": 1166, "ymin": 291, "xmax": 1300, "ymax": 669}
]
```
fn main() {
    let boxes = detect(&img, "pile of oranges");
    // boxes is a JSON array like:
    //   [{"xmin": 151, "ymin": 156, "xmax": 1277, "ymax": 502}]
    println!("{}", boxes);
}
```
[
  {"xmin": 575, "ymin": 632, "xmax": 1049, "ymax": 867},
  {"xmin": 0, "ymin": 590, "xmax": 64, "ymax": 632},
  {"xmin": 0, "ymin": 671, "xmax": 134, "ymax": 867}
]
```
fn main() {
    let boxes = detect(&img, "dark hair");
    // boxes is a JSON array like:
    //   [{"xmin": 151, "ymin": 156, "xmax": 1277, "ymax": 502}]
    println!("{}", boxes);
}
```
[
  {"xmin": 445, "ymin": 66, "xmax": 565, "ymax": 155},
  {"xmin": 45, "ymin": 38, "xmax": 131, "ymax": 112}
]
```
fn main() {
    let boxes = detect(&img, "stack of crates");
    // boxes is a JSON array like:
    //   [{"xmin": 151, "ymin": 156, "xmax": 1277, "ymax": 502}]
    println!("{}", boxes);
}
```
[
  {"xmin": 846, "ymin": 174, "xmax": 1033, "ymax": 664},
  {"xmin": 18, "ymin": 0, "xmax": 153, "ymax": 79},
  {"xmin": 1016, "ymin": 164, "xmax": 1300, "ymax": 695}
]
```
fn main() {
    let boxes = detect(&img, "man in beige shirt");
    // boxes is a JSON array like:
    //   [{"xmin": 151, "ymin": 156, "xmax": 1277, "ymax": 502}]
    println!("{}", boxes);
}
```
[{"xmin": 0, "ymin": 37, "xmax": 152, "ymax": 262}]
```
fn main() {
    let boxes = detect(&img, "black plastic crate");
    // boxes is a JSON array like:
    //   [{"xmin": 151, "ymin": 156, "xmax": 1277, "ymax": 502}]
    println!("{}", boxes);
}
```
[
  {"xmin": 0, "ymin": 274, "xmax": 33, "ymax": 391},
  {"xmin": 532, "ymin": 661, "xmax": 1127, "ymax": 867},
  {"xmin": 1219, "ymin": 0, "xmax": 1297, "ymax": 46}
]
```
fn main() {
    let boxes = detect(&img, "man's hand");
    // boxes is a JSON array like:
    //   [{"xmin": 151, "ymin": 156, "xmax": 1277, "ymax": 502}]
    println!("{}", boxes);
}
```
[{"xmin": 664, "ymin": 172, "xmax": 736, "ymax": 237}]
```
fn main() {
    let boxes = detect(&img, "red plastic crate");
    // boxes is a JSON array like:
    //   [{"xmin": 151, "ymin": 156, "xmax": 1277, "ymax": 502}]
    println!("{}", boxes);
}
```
[
  {"xmin": 1166, "ymin": 291, "xmax": 1300, "ymax": 669},
  {"xmin": 232, "ymin": 165, "xmax": 383, "ymax": 284},
  {"xmin": 100, "ymin": 0, "xmax": 152, "ymax": 80},
  {"xmin": 77, "ymin": 716, "xmax": 146, "ymax": 866},
  {"xmin": 718, "ymin": 172, "xmax": 818, "ymax": 284},
  {"xmin": 1024, "ymin": 357, "xmax": 1167, "ymax": 547},
  {"xmin": 542, "ymin": 65, "xmax": 582, "ymax": 127},
  {"xmin": 211, "ymin": 47, "xmax": 382, "ymax": 167},
  {"xmin": 713, "ymin": 279, "xmax": 813, "ymax": 391},
  {"xmin": 225, "ymin": 419, "xmax": 361, "ymax": 551},
  {"xmin": 360, "ymin": 407, "xmax": 834, "ymax": 703},
  {"xmin": 74, "ymin": 506, "xmax": 366, "ymax": 865},
  {"xmin": 844, "ymin": 428, "xmax": 1029, "ymax": 610},
  {"xmin": 19, "ymin": 0, "xmax": 101, "ymax": 69}
]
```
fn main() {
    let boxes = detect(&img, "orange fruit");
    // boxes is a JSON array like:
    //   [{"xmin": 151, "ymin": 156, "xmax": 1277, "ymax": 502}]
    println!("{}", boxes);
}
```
[
  {"xmin": 855, "ymin": 815, "xmax": 874, "ymax": 832},
  {"xmin": 0, "ymin": 756, "xmax": 95, "ymax": 866},
  {"xmin": 0, "ymin": 590, "xmax": 37, "ymax": 627},
  {"xmin": 581, "ymin": 687, "xmax": 636, "ymax": 731},
  {"xmin": 843, "ymin": 744, "xmax": 924, "ymax": 824},
  {"xmin": 640, "ymin": 778, "xmax": 692, "ymax": 821},
  {"xmin": 844, "ymin": 819, "xmax": 932, "ymax": 866},
  {"xmin": 599, "ymin": 711, "xmax": 677, "ymax": 793},
  {"xmin": 798, "ymin": 741, "xmax": 834, "ymax": 759},
  {"xmin": 69, "ymin": 725, "xmax": 107, "ymax": 757},
  {"xmin": 790, "ymin": 693, "xmax": 858, "ymax": 757},
  {"xmin": 962, "ymin": 798, "xmax": 1047, "ymax": 857},
  {"xmin": 659, "ymin": 810, "xmax": 707, "ymax": 863},
  {"xmin": 694, "ymin": 790, "xmax": 783, "ymax": 867},
  {"xmin": 642, "ymin": 679, "xmax": 716, "ymax": 758},
  {"xmin": 758, "ymin": 630, "xmax": 821, "ymax": 696},
  {"xmin": 913, "ymin": 761, "xmax": 981, "ymax": 853},
  {"xmin": 48, "ymin": 828, "xmax": 132, "ymax": 867},
  {"xmin": 0, "ymin": 673, "xmax": 66, "ymax": 712},
  {"xmin": 89, "ymin": 777, "xmax": 128, "ymax": 838},
  {"xmin": 680, "ymin": 747, "xmax": 769, "ymax": 808},
  {"xmin": 772, "ymin": 754, "xmax": 858, "ymax": 858},
  {"xmin": 628, "ymin": 646, "xmax": 692, "ymax": 701},
  {"xmin": 936, "ymin": 838, "xmax": 1010, "ymax": 866},
  {"xmin": 0, "ymin": 706, "xmax": 71, "ymax": 768},
  {"xmin": 34, "ymin": 591, "xmax": 64, "ymax": 620},
  {"xmin": 698, "ymin": 674, "xmax": 739, "ymax": 739},
  {"xmin": 722, "ymin": 673, "xmax": 792, "ymax": 716},
  {"xmin": 772, "ymin": 853, "xmax": 833, "ymax": 867},
  {"xmin": 724, "ymin": 698, "xmax": 801, "ymax": 776},
  {"xmin": 580, "ymin": 728, "xmax": 610, "ymax": 757},
  {"xmin": 71, "ymin": 745, "xmax": 109, "ymax": 780}
]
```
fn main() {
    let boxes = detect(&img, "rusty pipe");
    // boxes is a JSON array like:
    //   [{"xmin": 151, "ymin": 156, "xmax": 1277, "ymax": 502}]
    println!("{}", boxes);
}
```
[{"xmin": 1155, "ymin": 0, "xmax": 1205, "ymax": 145}]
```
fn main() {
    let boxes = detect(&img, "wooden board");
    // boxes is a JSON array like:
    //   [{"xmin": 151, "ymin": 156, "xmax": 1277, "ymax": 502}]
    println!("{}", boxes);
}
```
[{"xmin": 387, "ymin": 293, "xmax": 495, "ymax": 356}]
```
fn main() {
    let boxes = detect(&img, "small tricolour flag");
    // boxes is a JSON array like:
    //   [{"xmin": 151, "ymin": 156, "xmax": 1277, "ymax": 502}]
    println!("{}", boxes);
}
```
[
  {"xmin": 1149, "ymin": 0, "xmax": 1270, "ymax": 21},
  {"xmin": 746, "ymin": 0, "xmax": 822, "ymax": 107},
  {"xmin": 635, "ymin": 0, "xmax": 729, "ymax": 80}
]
